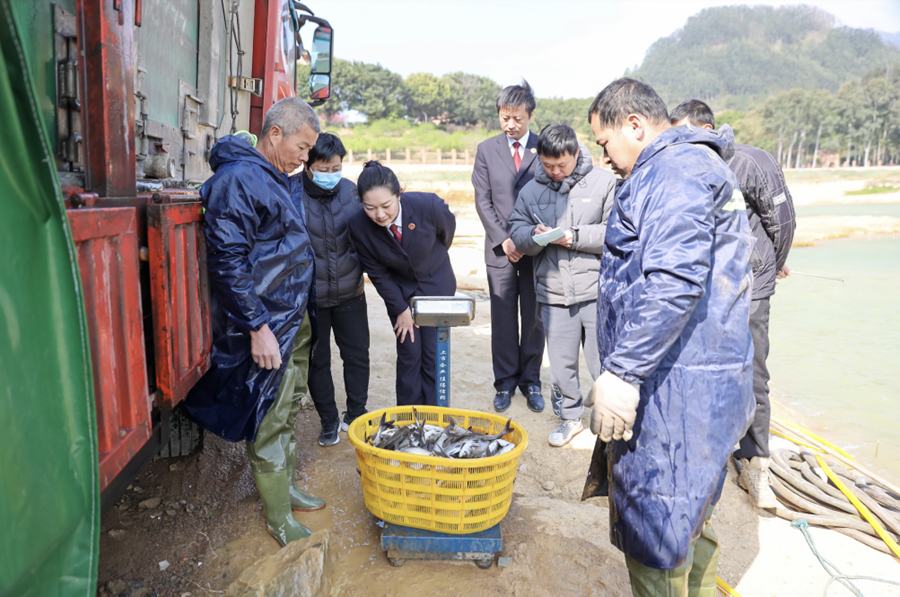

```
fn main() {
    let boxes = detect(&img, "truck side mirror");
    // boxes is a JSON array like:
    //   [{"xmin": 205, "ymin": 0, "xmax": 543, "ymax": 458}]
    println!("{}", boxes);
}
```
[
  {"xmin": 307, "ymin": 25, "xmax": 332, "ymax": 101},
  {"xmin": 309, "ymin": 74, "xmax": 331, "ymax": 101}
]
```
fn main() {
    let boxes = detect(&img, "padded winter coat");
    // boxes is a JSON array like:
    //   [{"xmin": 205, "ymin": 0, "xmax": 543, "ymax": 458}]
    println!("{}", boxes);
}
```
[
  {"xmin": 185, "ymin": 135, "xmax": 316, "ymax": 442},
  {"xmin": 509, "ymin": 144, "xmax": 616, "ymax": 305},
  {"xmin": 301, "ymin": 175, "xmax": 365, "ymax": 308},
  {"xmin": 727, "ymin": 143, "xmax": 796, "ymax": 300},
  {"xmin": 598, "ymin": 125, "xmax": 755, "ymax": 569}
]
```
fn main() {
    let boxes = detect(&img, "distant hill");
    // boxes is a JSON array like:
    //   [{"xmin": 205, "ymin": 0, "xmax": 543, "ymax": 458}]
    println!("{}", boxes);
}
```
[
  {"xmin": 878, "ymin": 30, "xmax": 900, "ymax": 49},
  {"xmin": 627, "ymin": 5, "xmax": 900, "ymax": 111}
]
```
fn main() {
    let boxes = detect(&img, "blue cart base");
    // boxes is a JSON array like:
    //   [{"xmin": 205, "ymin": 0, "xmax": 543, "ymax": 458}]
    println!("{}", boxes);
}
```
[{"xmin": 381, "ymin": 522, "xmax": 503, "ymax": 568}]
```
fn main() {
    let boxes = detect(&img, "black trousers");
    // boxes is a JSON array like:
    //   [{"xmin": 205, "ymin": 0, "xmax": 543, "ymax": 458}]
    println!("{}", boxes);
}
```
[
  {"xmin": 485, "ymin": 256, "xmax": 545, "ymax": 393},
  {"xmin": 389, "ymin": 307, "xmax": 437, "ymax": 406},
  {"xmin": 739, "ymin": 297, "xmax": 771, "ymax": 459},
  {"xmin": 308, "ymin": 294, "xmax": 370, "ymax": 425}
]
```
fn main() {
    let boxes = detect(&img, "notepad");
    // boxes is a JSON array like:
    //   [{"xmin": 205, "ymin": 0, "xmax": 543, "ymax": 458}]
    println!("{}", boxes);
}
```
[{"xmin": 533, "ymin": 227, "xmax": 565, "ymax": 246}]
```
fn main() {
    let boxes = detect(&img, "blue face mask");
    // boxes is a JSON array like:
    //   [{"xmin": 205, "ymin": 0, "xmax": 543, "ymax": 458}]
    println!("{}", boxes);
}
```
[{"xmin": 311, "ymin": 170, "xmax": 342, "ymax": 190}]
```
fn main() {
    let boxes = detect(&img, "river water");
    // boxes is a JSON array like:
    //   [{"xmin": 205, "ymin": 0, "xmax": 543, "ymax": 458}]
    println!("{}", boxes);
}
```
[{"xmin": 768, "ymin": 204, "xmax": 900, "ymax": 481}]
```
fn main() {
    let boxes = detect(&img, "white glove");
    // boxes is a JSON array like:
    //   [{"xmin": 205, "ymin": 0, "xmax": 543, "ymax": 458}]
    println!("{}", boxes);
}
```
[{"xmin": 587, "ymin": 371, "xmax": 641, "ymax": 442}]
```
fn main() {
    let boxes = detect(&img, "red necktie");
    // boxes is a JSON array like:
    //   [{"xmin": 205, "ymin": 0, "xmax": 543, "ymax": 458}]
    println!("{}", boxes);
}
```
[
  {"xmin": 390, "ymin": 223, "xmax": 402, "ymax": 244},
  {"xmin": 512, "ymin": 141, "xmax": 522, "ymax": 172}
]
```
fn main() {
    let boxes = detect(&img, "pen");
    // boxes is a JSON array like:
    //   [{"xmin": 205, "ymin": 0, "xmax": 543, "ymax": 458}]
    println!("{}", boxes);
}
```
[{"xmin": 533, "ymin": 212, "xmax": 545, "ymax": 226}]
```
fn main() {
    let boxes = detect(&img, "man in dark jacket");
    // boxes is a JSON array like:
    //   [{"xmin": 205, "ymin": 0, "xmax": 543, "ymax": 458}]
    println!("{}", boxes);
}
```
[
  {"xmin": 185, "ymin": 97, "xmax": 325, "ymax": 547},
  {"xmin": 472, "ymin": 80, "xmax": 545, "ymax": 413},
  {"xmin": 300, "ymin": 132, "xmax": 369, "ymax": 448},
  {"xmin": 587, "ymin": 79, "xmax": 755, "ymax": 595},
  {"xmin": 509, "ymin": 125, "xmax": 616, "ymax": 447},
  {"xmin": 670, "ymin": 99, "xmax": 796, "ymax": 509}
]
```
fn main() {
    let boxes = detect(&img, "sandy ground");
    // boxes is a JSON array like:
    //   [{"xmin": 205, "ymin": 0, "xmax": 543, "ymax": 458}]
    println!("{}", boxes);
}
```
[{"xmin": 96, "ymin": 176, "xmax": 900, "ymax": 597}]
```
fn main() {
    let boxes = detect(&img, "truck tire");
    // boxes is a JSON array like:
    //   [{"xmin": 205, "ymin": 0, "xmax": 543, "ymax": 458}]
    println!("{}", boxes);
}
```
[{"xmin": 158, "ymin": 403, "xmax": 204, "ymax": 458}]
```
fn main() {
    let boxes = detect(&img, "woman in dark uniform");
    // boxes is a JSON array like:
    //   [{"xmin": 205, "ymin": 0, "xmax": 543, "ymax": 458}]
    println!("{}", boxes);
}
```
[{"xmin": 348, "ymin": 161, "xmax": 456, "ymax": 406}]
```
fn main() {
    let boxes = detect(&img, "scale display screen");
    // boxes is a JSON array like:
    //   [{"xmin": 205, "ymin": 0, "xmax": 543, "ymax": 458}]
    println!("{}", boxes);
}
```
[{"xmin": 410, "ymin": 295, "xmax": 476, "ymax": 327}]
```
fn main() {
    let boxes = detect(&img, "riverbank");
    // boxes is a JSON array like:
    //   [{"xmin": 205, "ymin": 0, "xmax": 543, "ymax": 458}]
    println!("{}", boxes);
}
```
[{"xmin": 343, "ymin": 165, "xmax": 900, "ymax": 246}]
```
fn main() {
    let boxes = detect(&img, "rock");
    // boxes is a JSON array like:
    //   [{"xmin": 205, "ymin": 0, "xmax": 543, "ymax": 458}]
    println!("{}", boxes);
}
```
[
  {"xmin": 541, "ymin": 481, "xmax": 556, "ymax": 491},
  {"xmin": 106, "ymin": 580, "xmax": 128, "ymax": 595},
  {"xmin": 108, "ymin": 529, "xmax": 127, "ymax": 539},
  {"xmin": 138, "ymin": 497, "xmax": 161, "ymax": 510},
  {"xmin": 166, "ymin": 509, "xmax": 177, "ymax": 516},
  {"xmin": 226, "ymin": 530, "xmax": 331, "ymax": 597},
  {"xmin": 169, "ymin": 461, "xmax": 184, "ymax": 471},
  {"xmin": 118, "ymin": 503, "xmax": 130, "ymax": 512},
  {"xmin": 497, "ymin": 556, "xmax": 512, "ymax": 568},
  {"xmin": 159, "ymin": 560, "xmax": 170, "ymax": 571}
]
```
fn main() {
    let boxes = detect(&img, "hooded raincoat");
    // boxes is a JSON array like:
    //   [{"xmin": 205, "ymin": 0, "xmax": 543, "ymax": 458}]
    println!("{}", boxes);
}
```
[
  {"xmin": 598, "ymin": 125, "xmax": 755, "ymax": 569},
  {"xmin": 185, "ymin": 135, "xmax": 316, "ymax": 442}
]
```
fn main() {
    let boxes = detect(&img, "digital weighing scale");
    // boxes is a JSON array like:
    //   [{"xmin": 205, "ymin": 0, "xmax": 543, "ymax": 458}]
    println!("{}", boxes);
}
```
[{"xmin": 380, "ymin": 294, "xmax": 504, "ymax": 568}]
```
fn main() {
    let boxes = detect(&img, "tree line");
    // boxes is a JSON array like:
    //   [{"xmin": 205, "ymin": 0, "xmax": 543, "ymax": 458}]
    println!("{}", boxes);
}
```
[
  {"xmin": 306, "ymin": 58, "xmax": 595, "ymax": 135},
  {"xmin": 721, "ymin": 64, "xmax": 900, "ymax": 168},
  {"xmin": 303, "ymin": 58, "xmax": 899, "ymax": 167}
]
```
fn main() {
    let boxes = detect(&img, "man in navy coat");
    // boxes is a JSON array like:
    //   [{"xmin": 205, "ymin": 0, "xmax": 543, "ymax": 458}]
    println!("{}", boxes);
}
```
[
  {"xmin": 185, "ymin": 98, "xmax": 326, "ymax": 547},
  {"xmin": 587, "ymin": 78, "xmax": 754, "ymax": 595},
  {"xmin": 472, "ymin": 80, "xmax": 545, "ymax": 413}
]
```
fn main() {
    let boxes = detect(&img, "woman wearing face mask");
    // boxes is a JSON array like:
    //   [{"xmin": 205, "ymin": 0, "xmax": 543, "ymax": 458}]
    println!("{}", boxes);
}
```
[
  {"xmin": 300, "ymin": 133, "xmax": 370, "ymax": 447},
  {"xmin": 349, "ymin": 161, "xmax": 456, "ymax": 407}
]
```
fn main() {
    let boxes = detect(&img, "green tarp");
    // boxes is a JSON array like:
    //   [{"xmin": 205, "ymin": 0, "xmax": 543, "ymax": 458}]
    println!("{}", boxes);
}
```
[{"xmin": 0, "ymin": 0, "xmax": 99, "ymax": 595}]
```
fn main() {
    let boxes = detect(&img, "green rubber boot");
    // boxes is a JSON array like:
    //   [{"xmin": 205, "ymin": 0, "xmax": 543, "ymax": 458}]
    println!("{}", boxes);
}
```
[
  {"xmin": 254, "ymin": 470, "xmax": 312, "ymax": 547},
  {"xmin": 286, "ymin": 316, "xmax": 326, "ymax": 513},
  {"xmin": 289, "ymin": 485, "xmax": 326, "ymax": 512}
]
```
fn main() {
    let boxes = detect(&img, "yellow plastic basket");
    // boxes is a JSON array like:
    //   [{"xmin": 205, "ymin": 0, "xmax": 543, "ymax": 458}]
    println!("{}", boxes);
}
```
[{"xmin": 347, "ymin": 406, "xmax": 528, "ymax": 534}]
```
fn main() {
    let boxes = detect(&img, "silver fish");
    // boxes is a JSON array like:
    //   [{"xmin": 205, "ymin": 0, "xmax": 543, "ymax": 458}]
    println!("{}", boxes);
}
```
[{"xmin": 367, "ymin": 414, "xmax": 516, "ymax": 459}]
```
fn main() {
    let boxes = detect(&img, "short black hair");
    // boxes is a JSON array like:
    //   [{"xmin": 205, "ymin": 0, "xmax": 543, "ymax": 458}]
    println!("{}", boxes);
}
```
[
  {"xmin": 357, "ymin": 160, "xmax": 402, "ymax": 198},
  {"xmin": 587, "ymin": 78, "xmax": 669, "ymax": 130},
  {"xmin": 670, "ymin": 100, "xmax": 715, "ymax": 128},
  {"xmin": 307, "ymin": 132, "xmax": 347, "ymax": 166},
  {"xmin": 496, "ymin": 79, "xmax": 536, "ymax": 116},
  {"xmin": 537, "ymin": 124, "xmax": 579, "ymax": 159}
]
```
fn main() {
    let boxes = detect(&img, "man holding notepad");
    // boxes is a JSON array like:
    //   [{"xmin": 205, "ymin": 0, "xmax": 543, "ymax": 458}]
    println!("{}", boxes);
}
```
[{"xmin": 509, "ymin": 124, "xmax": 616, "ymax": 446}]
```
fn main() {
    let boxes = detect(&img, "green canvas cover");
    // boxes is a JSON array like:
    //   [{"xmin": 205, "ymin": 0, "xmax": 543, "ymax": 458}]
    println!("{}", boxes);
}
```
[{"xmin": 0, "ymin": 1, "xmax": 99, "ymax": 595}]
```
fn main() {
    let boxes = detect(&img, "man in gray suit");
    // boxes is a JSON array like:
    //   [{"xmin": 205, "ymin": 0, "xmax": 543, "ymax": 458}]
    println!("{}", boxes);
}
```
[{"xmin": 472, "ymin": 81, "xmax": 545, "ymax": 413}]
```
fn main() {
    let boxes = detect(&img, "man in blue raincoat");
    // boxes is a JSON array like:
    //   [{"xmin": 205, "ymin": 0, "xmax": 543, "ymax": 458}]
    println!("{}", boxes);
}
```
[
  {"xmin": 185, "ymin": 97, "xmax": 326, "ymax": 547},
  {"xmin": 586, "ymin": 79, "xmax": 755, "ymax": 595}
]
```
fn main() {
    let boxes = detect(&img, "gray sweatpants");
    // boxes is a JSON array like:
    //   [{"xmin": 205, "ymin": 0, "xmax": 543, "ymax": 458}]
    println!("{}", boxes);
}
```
[{"xmin": 541, "ymin": 300, "xmax": 603, "ymax": 421}]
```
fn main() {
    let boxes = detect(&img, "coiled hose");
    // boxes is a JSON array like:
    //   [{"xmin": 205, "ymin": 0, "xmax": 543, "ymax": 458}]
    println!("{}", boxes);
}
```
[{"xmin": 758, "ymin": 420, "xmax": 900, "ymax": 559}]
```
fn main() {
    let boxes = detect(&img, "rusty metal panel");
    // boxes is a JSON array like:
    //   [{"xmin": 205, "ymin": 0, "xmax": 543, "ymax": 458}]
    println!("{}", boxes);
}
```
[
  {"xmin": 67, "ymin": 207, "xmax": 151, "ymax": 491},
  {"xmin": 249, "ymin": 0, "xmax": 281, "ymax": 135},
  {"xmin": 78, "ymin": 0, "xmax": 136, "ymax": 197},
  {"xmin": 147, "ymin": 197, "xmax": 211, "ymax": 409}
]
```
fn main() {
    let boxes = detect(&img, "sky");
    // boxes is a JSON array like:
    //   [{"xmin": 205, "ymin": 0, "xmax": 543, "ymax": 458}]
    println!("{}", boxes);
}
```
[{"xmin": 319, "ymin": 0, "xmax": 900, "ymax": 99}]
